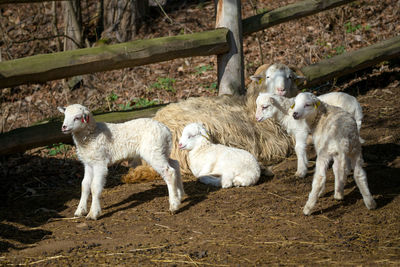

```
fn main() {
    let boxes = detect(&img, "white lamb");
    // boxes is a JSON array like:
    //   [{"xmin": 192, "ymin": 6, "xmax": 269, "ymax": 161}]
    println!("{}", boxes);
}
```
[
  {"xmin": 250, "ymin": 63, "xmax": 305, "ymax": 98},
  {"xmin": 255, "ymin": 92, "xmax": 310, "ymax": 178},
  {"xmin": 58, "ymin": 104, "xmax": 184, "ymax": 220},
  {"xmin": 318, "ymin": 92, "xmax": 363, "ymax": 135},
  {"xmin": 292, "ymin": 92, "xmax": 376, "ymax": 215},
  {"xmin": 178, "ymin": 122, "xmax": 260, "ymax": 188}
]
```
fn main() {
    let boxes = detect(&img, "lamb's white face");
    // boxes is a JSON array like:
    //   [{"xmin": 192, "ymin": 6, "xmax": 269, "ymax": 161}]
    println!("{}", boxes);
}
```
[
  {"xmin": 292, "ymin": 92, "xmax": 319, "ymax": 120},
  {"xmin": 255, "ymin": 93, "xmax": 277, "ymax": 122},
  {"xmin": 178, "ymin": 123, "xmax": 209, "ymax": 151},
  {"xmin": 58, "ymin": 104, "xmax": 90, "ymax": 134},
  {"xmin": 265, "ymin": 66, "xmax": 295, "ymax": 97}
]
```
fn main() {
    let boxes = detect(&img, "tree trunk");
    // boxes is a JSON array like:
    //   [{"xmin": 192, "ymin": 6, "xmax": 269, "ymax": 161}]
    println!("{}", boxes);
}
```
[
  {"xmin": 63, "ymin": 0, "xmax": 83, "ymax": 50},
  {"xmin": 102, "ymin": 0, "xmax": 149, "ymax": 43},
  {"xmin": 215, "ymin": 0, "xmax": 245, "ymax": 96}
]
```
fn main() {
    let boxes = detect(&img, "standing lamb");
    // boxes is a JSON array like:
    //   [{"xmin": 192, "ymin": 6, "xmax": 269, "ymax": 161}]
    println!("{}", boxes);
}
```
[
  {"xmin": 291, "ymin": 92, "xmax": 376, "ymax": 215},
  {"xmin": 250, "ymin": 63, "xmax": 305, "ymax": 98},
  {"xmin": 58, "ymin": 104, "xmax": 184, "ymax": 220},
  {"xmin": 178, "ymin": 123, "xmax": 260, "ymax": 188},
  {"xmin": 255, "ymin": 93, "xmax": 310, "ymax": 178}
]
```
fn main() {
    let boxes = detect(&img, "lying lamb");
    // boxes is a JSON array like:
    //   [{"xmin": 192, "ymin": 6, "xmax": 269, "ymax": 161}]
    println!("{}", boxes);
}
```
[
  {"xmin": 292, "ymin": 92, "xmax": 376, "ymax": 215},
  {"xmin": 255, "ymin": 93, "xmax": 310, "ymax": 178},
  {"xmin": 250, "ymin": 63, "xmax": 305, "ymax": 98},
  {"xmin": 58, "ymin": 104, "xmax": 184, "ymax": 220},
  {"xmin": 178, "ymin": 122, "xmax": 260, "ymax": 188}
]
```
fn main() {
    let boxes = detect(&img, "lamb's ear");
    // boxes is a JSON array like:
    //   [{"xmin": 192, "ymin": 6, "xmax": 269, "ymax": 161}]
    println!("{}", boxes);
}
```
[
  {"xmin": 250, "ymin": 74, "xmax": 264, "ymax": 84},
  {"xmin": 57, "ymin": 106, "xmax": 66, "ymax": 114}
]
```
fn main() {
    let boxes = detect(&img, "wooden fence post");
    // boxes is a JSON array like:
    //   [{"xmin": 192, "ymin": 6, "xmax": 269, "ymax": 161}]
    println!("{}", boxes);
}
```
[{"xmin": 215, "ymin": 0, "xmax": 245, "ymax": 96}]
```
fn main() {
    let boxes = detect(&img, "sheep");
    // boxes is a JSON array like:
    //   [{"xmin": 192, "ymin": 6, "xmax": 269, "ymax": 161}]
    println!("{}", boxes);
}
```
[
  {"xmin": 58, "ymin": 104, "xmax": 184, "ymax": 220},
  {"xmin": 291, "ymin": 92, "xmax": 376, "ymax": 215},
  {"xmin": 255, "ymin": 93, "xmax": 310, "ymax": 178},
  {"xmin": 250, "ymin": 63, "xmax": 305, "ymax": 98},
  {"xmin": 318, "ymin": 92, "xmax": 364, "ymax": 141},
  {"xmin": 178, "ymin": 122, "xmax": 260, "ymax": 188}
]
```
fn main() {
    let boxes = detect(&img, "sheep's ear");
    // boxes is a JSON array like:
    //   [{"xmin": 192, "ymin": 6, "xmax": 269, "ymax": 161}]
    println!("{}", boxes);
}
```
[
  {"xmin": 57, "ymin": 106, "xmax": 66, "ymax": 114},
  {"xmin": 269, "ymin": 97, "xmax": 276, "ymax": 105},
  {"xmin": 294, "ymin": 74, "xmax": 307, "ymax": 86},
  {"xmin": 250, "ymin": 74, "xmax": 264, "ymax": 84}
]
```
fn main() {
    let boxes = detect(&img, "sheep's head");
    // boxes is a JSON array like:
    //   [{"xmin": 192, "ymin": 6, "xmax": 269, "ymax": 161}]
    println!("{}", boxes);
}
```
[
  {"xmin": 58, "ymin": 104, "xmax": 93, "ymax": 134},
  {"xmin": 250, "ymin": 63, "xmax": 305, "ymax": 98},
  {"xmin": 255, "ymin": 93, "xmax": 280, "ymax": 122},
  {"xmin": 178, "ymin": 122, "xmax": 210, "ymax": 151},
  {"xmin": 292, "ymin": 92, "xmax": 321, "ymax": 120}
]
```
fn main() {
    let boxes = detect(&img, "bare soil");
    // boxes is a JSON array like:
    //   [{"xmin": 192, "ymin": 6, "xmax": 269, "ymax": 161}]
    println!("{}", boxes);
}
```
[{"xmin": 1, "ymin": 0, "xmax": 399, "ymax": 265}]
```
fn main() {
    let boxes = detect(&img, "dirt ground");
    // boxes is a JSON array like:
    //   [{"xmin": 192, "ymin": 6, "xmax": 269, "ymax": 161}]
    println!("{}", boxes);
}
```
[{"xmin": 1, "ymin": 0, "xmax": 400, "ymax": 265}]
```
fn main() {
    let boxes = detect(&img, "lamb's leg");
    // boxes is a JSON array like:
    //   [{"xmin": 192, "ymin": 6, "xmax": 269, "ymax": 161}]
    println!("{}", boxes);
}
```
[
  {"xmin": 75, "ymin": 164, "xmax": 93, "ymax": 217},
  {"xmin": 332, "ymin": 155, "xmax": 347, "ymax": 200},
  {"xmin": 86, "ymin": 164, "xmax": 108, "ymax": 220},
  {"xmin": 149, "ymin": 157, "xmax": 181, "ymax": 213},
  {"xmin": 351, "ymin": 153, "xmax": 377, "ymax": 210},
  {"xmin": 294, "ymin": 131, "xmax": 309, "ymax": 178},
  {"xmin": 303, "ymin": 155, "xmax": 329, "ymax": 215},
  {"xmin": 169, "ymin": 159, "xmax": 185, "ymax": 200}
]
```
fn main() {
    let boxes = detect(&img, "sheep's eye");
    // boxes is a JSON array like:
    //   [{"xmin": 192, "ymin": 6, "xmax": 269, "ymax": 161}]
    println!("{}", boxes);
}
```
[
  {"xmin": 304, "ymin": 103, "xmax": 311, "ymax": 107},
  {"xmin": 74, "ymin": 116, "xmax": 81, "ymax": 121},
  {"xmin": 262, "ymin": 105, "xmax": 269, "ymax": 110},
  {"xmin": 266, "ymin": 76, "xmax": 270, "ymax": 79}
]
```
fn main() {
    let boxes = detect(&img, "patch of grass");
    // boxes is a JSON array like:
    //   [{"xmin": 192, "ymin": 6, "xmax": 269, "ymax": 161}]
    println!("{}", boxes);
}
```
[
  {"xmin": 48, "ymin": 143, "xmax": 70, "ymax": 156},
  {"xmin": 334, "ymin": 45, "xmax": 346, "ymax": 55},
  {"xmin": 118, "ymin": 98, "xmax": 159, "ymax": 111},
  {"xmin": 202, "ymin": 82, "xmax": 217, "ymax": 91},
  {"xmin": 345, "ymin": 22, "xmax": 362, "ymax": 33},
  {"xmin": 151, "ymin": 77, "xmax": 176, "ymax": 93},
  {"xmin": 195, "ymin": 64, "xmax": 213, "ymax": 75},
  {"xmin": 107, "ymin": 91, "xmax": 118, "ymax": 102}
]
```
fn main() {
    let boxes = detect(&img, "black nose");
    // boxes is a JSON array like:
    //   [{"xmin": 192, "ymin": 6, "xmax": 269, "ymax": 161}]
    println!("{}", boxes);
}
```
[
  {"xmin": 293, "ymin": 112, "xmax": 298, "ymax": 119},
  {"xmin": 62, "ymin": 125, "xmax": 67, "ymax": 130}
]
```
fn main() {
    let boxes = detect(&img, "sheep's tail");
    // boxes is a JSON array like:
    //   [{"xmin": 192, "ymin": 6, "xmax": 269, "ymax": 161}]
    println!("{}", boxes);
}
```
[{"xmin": 198, "ymin": 176, "xmax": 222, "ymax": 187}]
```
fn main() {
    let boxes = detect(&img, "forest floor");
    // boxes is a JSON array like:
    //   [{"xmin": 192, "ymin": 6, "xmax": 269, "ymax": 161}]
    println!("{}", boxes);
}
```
[{"xmin": 1, "ymin": 0, "xmax": 399, "ymax": 265}]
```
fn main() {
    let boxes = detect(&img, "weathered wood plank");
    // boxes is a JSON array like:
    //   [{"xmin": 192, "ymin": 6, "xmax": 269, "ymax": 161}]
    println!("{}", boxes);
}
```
[
  {"xmin": 301, "ymin": 35, "xmax": 400, "ymax": 87},
  {"xmin": 0, "ymin": 105, "xmax": 164, "ymax": 155},
  {"xmin": 242, "ymin": 0, "xmax": 356, "ymax": 35},
  {"xmin": 0, "ymin": 28, "xmax": 230, "ymax": 89}
]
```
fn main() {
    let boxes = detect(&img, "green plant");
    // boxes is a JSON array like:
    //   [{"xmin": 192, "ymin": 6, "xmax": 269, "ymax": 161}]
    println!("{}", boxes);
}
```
[
  {"xmin": 151, "ymin": 77, "xmax": 176, "ymax": 93},
  {"xmin": 48, "ymin": 142, "xmax": 70, "ymax": 156},
  {"xmin": 118, "ymin": 102, "xmax": 134, "ymax": 111},
  {"xmin": 133, "ymin": 98, "xmax": 159, "ymax": 108},
  {"xmin": 203, "ymin": 82, "xmax": 217, "ymax": 91},
  {"xmin": 345, "ymin": 22, "xmax": 362, "ymax": 33},
  {"xmin": 334, "ymin": 45, "xmax": 346, "ymax": 55},
  {"xmin": 195, "ymin": 65, "xmax": 213, "ymax": 75},
  {"xmin": 107, "ymin": 92, "xmax": 118, "ymax": 102}
]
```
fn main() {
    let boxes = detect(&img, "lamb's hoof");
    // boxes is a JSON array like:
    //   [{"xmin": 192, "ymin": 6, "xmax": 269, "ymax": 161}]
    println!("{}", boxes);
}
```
[
  {"xmin": 74, "ymin": 208, "xmax": 87, "ymax": 217},
  {"xmin": 169, "ymin": 200, "xmax": 180, "ymax": 214},
  {"xmin": 295, "ymin": 170, "xmax": 307, "ymax": 178},
  {"xmin": 334, "ymin": 193, "xmax": 344, "ymax": 200},
  {"xmin": 86, "ymin": 210, "xmax": 100, "ymax": 220},
  {"xmin": 303, "ymin": 205, "xmax": 313, "ymax": 216},
  {"xmin": 365, "ymin": 198, "xmax": 377, "ymax": 210}
]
